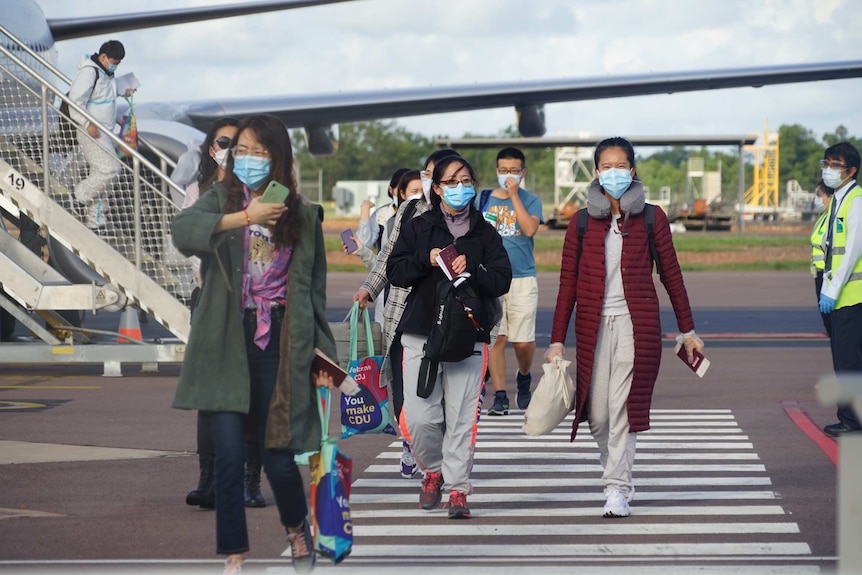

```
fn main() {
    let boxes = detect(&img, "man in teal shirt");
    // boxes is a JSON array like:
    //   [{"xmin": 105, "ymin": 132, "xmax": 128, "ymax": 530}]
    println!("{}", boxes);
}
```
[{"xmin": 477, "ymin": 147, "xmax": 544, "ymax": 415}]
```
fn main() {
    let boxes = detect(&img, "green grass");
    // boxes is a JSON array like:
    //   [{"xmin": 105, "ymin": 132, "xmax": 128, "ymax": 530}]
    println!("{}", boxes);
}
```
[
  {"xmin": 325, "ymin": 237, "xmax": 349, "ymax": 252},
  {"xmin": 533, "ymin": 232, "xmax": 805, "ymax": 253},
  {"xmin": 325, "ymin": 227, "xmax": 810, "ymax": 273},
  {"xmin": 668, "ymin": 233, "xmax": 806, "ymax": 252},
  {"xmin": 677, "ymin": 260, "xmax": 808, "ymax": 272},
  {"xmin": 534, "ymin": 259, "xmax": 809, "ymax": 272}
]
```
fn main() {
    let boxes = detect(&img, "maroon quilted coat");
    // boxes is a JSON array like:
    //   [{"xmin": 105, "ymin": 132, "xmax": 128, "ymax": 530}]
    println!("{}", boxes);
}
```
[{"xmin": 550, "ymin": 205, "xmax": 695, "ymax": 440}]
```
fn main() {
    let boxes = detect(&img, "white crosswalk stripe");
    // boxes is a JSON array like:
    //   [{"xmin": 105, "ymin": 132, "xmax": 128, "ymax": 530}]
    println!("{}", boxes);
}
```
[{"xmin": 346, "ymin": 409, "xmax": 814, "ymax": 568}]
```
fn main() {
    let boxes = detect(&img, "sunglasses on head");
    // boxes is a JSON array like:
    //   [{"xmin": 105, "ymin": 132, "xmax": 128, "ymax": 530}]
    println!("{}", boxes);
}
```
[{"xmin": 214, "ymin": 136, "xmax": 232, "ymax": 150}]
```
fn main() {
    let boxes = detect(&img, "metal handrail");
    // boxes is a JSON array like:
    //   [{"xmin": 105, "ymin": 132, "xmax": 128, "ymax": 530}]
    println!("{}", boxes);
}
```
[
  {"xmin": 0, "ymin": 37, "xmax": 186, "ymax": 202},
  {"xmin": 0, "ymin": 22, "xmax": 179, "ymax": 175}
]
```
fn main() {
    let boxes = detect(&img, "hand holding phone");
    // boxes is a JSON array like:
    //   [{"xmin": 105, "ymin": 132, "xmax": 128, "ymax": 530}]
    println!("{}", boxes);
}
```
[
  {"xmin": 341, "ymin": 229, "xmax": 358, "ymax": 254},
  {"xmin": 260, "ymin": 180, "xmax": 290, "ymax": 203}
]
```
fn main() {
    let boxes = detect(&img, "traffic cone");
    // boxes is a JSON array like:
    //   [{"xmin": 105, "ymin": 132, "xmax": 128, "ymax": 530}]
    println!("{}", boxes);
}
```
[{"xmin": 117, "ymin": 306, "xmax": 143, "ymax": 343}]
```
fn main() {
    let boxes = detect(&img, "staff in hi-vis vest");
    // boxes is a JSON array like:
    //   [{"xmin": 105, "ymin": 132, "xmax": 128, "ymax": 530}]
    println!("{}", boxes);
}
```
[
  {"xmin": 818, "ymin": 142, "xmax": 862, "ymax": 437},
  {"xmin": 810, "ymin": 180, "xmax": 834, "ymax": 338}
]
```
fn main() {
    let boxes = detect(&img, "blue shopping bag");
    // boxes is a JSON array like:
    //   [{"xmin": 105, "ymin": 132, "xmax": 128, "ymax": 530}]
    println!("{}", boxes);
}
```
[
  {"xmin": 340, "ymin": 302, "xmax": 396, "ymax": 438},
  {"xmin": 309, "ymin": 387, "xmax": 353, "ymax": 563}
]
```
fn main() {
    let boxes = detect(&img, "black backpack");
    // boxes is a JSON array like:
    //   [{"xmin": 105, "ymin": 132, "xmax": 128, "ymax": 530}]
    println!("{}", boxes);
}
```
[
  {"xmin": 575, "ymin": 204, "xmax": 661, "ymax": 275},
  {"xmin": 58, "ymin": 69, "xmax": 98, "ymax": 150},
  {"xmin": 417, "ymin": 277, "xmax": 484, "ymax": 398}
]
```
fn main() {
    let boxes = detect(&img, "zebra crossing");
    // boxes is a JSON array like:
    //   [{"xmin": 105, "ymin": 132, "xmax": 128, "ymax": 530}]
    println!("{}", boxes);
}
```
[{"xmin": 342, "ymin": 408, "xmax": 819, "ymax": 571}]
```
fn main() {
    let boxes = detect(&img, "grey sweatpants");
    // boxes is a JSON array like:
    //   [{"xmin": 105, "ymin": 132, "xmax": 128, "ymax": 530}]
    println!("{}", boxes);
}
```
[
  {"xmin": 588, "ymin": 313, "xmax": 638, "ymax": 498},
  {"xmin": 399, "ymin": 333, "xmax": 485, "ymax": 495}
]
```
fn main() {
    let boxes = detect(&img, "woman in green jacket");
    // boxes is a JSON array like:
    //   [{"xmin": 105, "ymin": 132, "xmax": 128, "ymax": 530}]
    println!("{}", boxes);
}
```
[{"xmin": 171, "ymin": 114, "xmax": 336, "ymax": 575}]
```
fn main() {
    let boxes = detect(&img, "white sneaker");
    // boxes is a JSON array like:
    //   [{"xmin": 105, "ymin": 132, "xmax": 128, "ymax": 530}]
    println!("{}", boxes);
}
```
[
  {"xmin": 603, "ymin": 488, "xmax": 631, "ymax": 518},
  {"xmin": 400, "ymin": 440, "xmax": 419, "ymax": 478},
  {"xmin": 84, "ymin": 199, "xmax": 105, "ymax": 229}
]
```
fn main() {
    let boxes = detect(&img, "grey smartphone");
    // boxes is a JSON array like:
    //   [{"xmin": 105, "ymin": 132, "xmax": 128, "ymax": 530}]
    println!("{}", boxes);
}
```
[
  {"xmin": 260, "ymin": 180, "xmax": 289, "ymax": 203},
  {"xmin": 341, "ymin": 229, "xmax": 358, "ymax": 254}
]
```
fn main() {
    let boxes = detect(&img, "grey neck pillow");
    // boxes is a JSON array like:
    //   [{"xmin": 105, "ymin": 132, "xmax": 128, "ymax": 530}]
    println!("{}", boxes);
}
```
[{"xmin": 586, "ymin": 178, "xmax": 646, "ymax": 221}]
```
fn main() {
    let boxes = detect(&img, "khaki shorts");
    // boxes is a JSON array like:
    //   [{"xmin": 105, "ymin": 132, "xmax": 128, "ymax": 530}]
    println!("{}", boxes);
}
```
[{"xmin": 497, "ymin": 276, "xmax": 538, "ymax": 343}]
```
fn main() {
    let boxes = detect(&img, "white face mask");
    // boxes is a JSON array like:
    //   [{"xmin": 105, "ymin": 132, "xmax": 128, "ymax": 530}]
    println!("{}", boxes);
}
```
[
  {"xmin": 498, "ymin": 174, "xmax": 521, "ymax": 189},
  {"xmin": 421, "ymin": 176, "xmax": 432, "ymax": 202},
  {"xmin": 822, "ymin": 167, "xmax": 845, "ymax": 189},
  {"xmin": 212, "ymin": 147, "xmax": 229, "ymax": 168}
]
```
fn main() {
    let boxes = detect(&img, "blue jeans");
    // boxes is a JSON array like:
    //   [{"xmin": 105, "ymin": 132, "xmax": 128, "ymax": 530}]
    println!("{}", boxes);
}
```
[{"xmin": 208, "ymin": 307, "xmax": 308, "ymax": 555}]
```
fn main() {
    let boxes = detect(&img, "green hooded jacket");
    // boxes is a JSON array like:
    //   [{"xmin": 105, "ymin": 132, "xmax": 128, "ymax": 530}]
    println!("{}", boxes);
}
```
[{"xmin": 170, "ymin": 182, "xmax": 336, "ymax": 453}]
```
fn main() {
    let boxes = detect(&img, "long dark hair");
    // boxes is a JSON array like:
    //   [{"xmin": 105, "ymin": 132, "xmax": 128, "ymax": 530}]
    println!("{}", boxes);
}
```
[
  {"xmin": 223, "ymin": 115, "xmax": 301, "ymax": 247},
  {"xmin": 197, "ymin": 117, "xmax": 239, "ymax": 192}
]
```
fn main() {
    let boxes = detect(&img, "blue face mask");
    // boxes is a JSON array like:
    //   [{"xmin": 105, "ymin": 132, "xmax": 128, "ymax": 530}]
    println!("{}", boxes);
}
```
[
  {"xmin": 442, "ymin": 183, "xmax": 476, "ymax": 210},
  {"xmin": 233, "ymin": 155, "xmax": 271, "ymax": 190},
  {"xmin": 107, "ymin": 63, "xmax": 118, "ymax": 73},
  {"xmin": 497, "ymin": 174, "xmax": 521, "ymax": 189},
  {"xmin": 598, "ymin": 168, "xmax": 633, "ymax": 199}
]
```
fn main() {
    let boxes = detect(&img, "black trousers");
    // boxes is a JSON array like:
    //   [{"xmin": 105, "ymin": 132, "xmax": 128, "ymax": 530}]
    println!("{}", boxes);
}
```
[
  {"xmin": 830, "ymin": 302, "xmax": 862, "ymax": 428},
  {"xmin": 390, "ymin": 336, "xmax": 405, "ymax": 420}
]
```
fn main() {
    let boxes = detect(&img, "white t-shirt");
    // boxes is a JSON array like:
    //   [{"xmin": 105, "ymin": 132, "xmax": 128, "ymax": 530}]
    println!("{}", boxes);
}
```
[{"xmin": 602, "ymin": 217, "xmax": 630, "ymax": 316}]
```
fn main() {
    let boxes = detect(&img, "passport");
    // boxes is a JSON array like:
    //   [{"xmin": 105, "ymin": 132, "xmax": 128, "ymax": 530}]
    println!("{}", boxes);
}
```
[
  {"xmin": 675, "ymin": 343, "xmax": 710, "ymax": 378},
  {"xmin": 435, "ymin": 244, "xmax": 460, "ymax": 281},
  {"xmin": 312, "ymin": 348, "xmax": 360, "ymax": 395}
]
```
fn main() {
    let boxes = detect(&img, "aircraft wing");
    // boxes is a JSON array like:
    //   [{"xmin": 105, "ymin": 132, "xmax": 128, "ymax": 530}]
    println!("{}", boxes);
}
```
[
  {"xmin": 47, "ymin": 0, "xmax": 356, "ymax": 41},
  {"xmin": 173, "ymin": 59, "xmax": 862, "ymax": 138}
]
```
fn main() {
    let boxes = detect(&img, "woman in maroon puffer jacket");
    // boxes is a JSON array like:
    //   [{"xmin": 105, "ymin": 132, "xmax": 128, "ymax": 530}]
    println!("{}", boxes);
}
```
[{"xmin": 547, "ymin": 137, "xmax": 704, "ymax": 519}]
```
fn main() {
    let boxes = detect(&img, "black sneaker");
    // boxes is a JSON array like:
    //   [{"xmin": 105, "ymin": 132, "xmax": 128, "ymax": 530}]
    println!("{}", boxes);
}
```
[
  {"xmin": 824, "ymin": 421, "xmax": 862, "ymax": 437},
  {"xmin": 488, "ymin": 391, "xmax": 509, "ymax": 416},
  {"xmin": 516, "ymin": 370, "xmax": 532, "ymax": 410}
]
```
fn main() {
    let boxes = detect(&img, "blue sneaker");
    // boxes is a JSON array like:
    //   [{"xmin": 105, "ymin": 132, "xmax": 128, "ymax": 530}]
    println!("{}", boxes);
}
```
[
  {"xmin": 400, "ymin": 440, "xmax": 419, "ymax": 478},
  {"xmin": 516, "ymin": 370, "xmax": 532, "ymax": 410},
  {"xmin": 488, "ymin": 391, "xmax": 509, "ymax": 416}
]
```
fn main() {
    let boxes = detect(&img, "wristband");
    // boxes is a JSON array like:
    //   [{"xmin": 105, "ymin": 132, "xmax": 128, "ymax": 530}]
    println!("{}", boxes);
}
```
[{"xmin": 244, "ymin": 209, "xmax": 251, "ymax": 226}]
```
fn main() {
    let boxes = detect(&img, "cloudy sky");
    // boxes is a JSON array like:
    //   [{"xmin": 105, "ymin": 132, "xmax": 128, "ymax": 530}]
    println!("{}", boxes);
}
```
[{"xmin": 32, "ymin": 0, "xmax": 862, "ymax": 148}]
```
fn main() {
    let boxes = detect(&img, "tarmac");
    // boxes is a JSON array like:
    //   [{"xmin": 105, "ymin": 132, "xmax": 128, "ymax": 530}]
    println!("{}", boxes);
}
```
[{"xmin": 0, "ymin": 270, "xmax": 850, "ymax": 574}]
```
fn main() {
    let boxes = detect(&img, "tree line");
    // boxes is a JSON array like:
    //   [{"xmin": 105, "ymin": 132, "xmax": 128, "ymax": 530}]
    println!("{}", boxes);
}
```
[{"xmin": 291, "ymin": 121, "xmax": 860, "ymax": 208}]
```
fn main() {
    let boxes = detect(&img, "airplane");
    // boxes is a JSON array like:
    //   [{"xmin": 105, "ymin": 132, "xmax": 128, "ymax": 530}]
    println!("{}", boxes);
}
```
[{"xmin": 4, "ymin": 0, "xmax": 862, "ymax": 158}]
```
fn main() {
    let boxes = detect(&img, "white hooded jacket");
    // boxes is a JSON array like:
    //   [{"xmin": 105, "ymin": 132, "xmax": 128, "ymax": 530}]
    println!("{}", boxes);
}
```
[{"xmin": 68, "ymin": 55, "xmax": 118, "ymax": 129}]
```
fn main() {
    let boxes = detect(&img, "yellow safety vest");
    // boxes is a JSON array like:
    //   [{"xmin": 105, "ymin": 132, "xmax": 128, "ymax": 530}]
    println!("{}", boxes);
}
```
[
  {"xmin": 810, "ymin": 210, "xmax": 828, "ymax": 272},
  {"xmin": 827, "ymin": 185, "xmax": 862, "ymax": 309}
]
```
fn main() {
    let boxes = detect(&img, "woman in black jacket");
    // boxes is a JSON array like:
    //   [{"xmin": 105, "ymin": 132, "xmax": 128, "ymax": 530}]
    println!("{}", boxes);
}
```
[{"xmin": 387, "ymin": 155, "xmax": 512, "ymax": 519}]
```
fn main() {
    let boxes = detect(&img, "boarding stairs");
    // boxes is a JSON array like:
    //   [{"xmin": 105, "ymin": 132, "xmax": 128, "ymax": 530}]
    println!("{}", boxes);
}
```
[{"xmin": 0, "ymin": 25, "xmax": 193, "ymax": 370}]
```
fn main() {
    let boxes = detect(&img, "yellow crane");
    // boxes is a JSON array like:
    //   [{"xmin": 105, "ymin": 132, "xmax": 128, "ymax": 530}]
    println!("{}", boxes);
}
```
[{"xmin": 743, "ymin": 125, "xmax": 780, "ymax": 219}]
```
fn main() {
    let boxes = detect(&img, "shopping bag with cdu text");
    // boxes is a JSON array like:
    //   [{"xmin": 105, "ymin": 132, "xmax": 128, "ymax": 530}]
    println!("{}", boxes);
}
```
[
  {"xmin": 309, "ymin": 387, "xmax": 353, "ymax": 563},
  {"xmin": 523, "ymin": 356, "xmax": 576, "ymax": 436},
  {"xmin": 340, "ymin": 302, "xmax": 396, "ymax": 438}
]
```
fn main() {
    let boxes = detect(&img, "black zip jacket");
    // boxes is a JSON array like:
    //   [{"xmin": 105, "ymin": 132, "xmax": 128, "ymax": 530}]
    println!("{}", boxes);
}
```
[{"xmin": 387, "ymin": 204, "xmax": 512, "ymax": 341}]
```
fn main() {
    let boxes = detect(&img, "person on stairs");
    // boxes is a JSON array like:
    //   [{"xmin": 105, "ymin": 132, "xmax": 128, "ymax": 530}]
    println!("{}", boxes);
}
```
[{"xmin": 68, "ymin": 40, "xmax": 130, "ymax": 230}]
